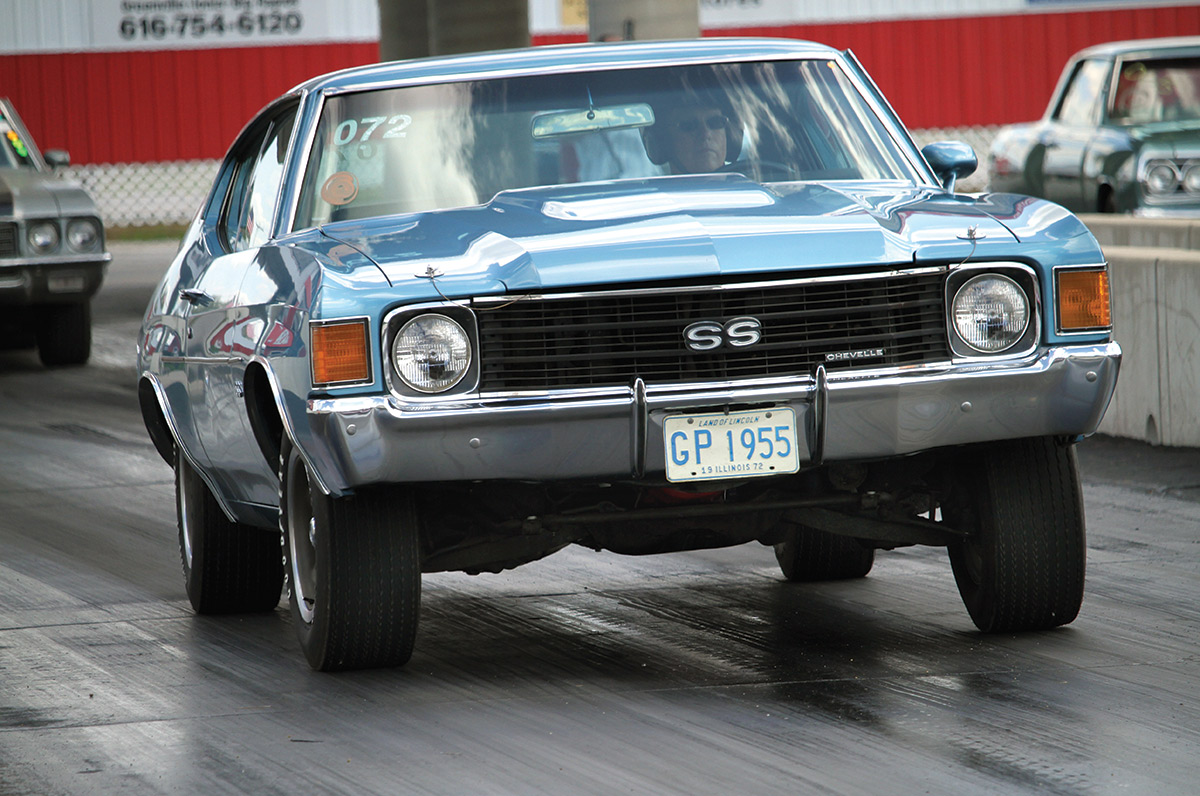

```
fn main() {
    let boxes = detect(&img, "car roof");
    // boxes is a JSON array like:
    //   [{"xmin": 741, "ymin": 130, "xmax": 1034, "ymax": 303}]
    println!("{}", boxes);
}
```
[
  {"xmin": 1072, "ymin": 36, "xmax": 1200, "ymax": 60},
  {"xmin": 289, "ymin": 38, "xmax": 841, "ymax": 96}
]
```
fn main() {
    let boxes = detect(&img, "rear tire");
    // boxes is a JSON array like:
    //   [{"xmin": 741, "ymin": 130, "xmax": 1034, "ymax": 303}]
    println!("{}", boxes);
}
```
[
  {"xmin": 774, "ymin": 525, "xmax": 875, "ymax": 582},
  {"xmin": 945, "ymin": 437, "xmax": 1086, "ymax": 633},
  {"xmin": 36, "ymin": 302, "xmax": 91, "ymax": 366},
  {"xmin": 176, "ymin": 448, "xmax": 283, "ymax": 614},
  {"xmin": 280, "ymin": 438, "xmax": 421, "ymax": 671}
]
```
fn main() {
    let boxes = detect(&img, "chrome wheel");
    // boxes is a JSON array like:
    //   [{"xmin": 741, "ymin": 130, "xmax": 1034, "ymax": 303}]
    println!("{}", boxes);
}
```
[{"xmin": 285, "ymin": 452, "xmax": 318, "ymax": 625}]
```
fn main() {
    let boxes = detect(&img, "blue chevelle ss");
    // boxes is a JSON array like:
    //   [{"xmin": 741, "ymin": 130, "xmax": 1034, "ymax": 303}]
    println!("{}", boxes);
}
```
[{"xmin": 138, "ymin": 39, "xmax": 1121, "ymax": 671}]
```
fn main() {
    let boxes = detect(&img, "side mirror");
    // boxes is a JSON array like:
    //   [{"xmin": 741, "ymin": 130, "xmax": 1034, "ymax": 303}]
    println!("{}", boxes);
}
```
[
  {"xmin": 921, "ymin": 141, "xmax": 976, "ymax": 193},
  {"xmin": 43, "ymin": 149, "xmax": 71, "ymax": 168}
]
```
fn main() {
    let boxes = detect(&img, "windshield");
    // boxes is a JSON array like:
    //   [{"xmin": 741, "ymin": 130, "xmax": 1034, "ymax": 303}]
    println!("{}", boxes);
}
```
[
  {"xmin": 0, "ymin": 110, "xmax": 36, "ymax": 168},
  {"xmin": 295, "ymin": 59, "xmax": 919, "ymax": 228},
  {"xmin": 1109, "ymin": 55, "xmax": 1200, "ymax": 124}
]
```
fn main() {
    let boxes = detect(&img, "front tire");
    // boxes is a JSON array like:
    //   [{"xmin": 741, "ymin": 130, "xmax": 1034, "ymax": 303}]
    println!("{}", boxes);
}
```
[
  {"xmin": 176, "ymin": 448, "xmax": 282, "ymax": 614},
  {"xmin": 946, "ymin": 437, "xmax": 1086, "ymax": 633},
  {"xmin": 280, "ymin": 439, "xmax": 421, "ymax": 671},
  {"xmin": 774, "ymin": 525, "xmax": 875, "ymax": 582}
]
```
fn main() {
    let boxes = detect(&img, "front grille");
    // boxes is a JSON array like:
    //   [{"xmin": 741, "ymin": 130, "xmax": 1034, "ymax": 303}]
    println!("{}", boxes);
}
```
[
  {"xmin": 0, "ymin": 223, "xmax": 16, "ymax": 256},
  {"xmin": 475, "ymin": 269, "xmax": 951, "ymax": 392}
]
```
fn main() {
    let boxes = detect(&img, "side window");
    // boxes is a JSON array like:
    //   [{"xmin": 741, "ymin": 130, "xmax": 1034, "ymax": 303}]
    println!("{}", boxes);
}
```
[
  {"xmin": 222, "ymin": 106, "xmax": 297, "ymax": 252},
  {"xmin": 1054, "ymin": 59, "xmax": 1110, "ymax": 126}
]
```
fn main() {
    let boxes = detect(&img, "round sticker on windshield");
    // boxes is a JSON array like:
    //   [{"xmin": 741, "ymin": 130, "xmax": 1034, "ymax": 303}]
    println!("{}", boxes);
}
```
[{"xmin": 321, "ymin": 171, "xmax": 359, "ymax": 206}]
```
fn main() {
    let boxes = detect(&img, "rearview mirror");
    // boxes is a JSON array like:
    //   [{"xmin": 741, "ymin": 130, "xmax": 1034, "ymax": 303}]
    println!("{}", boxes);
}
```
[{"xmin": 531, "ymin": 103, "xmax": 655, "ymax": 139}]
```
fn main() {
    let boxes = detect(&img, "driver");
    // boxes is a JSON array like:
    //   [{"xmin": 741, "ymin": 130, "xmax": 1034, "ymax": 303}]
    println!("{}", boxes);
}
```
[
  {"xmin": 642, "ymin": 97, "xmax": 741, "ymax": 174},
  {"xmin": 661, "ymin": 103, "xmax": 730, "ymax": 173}
]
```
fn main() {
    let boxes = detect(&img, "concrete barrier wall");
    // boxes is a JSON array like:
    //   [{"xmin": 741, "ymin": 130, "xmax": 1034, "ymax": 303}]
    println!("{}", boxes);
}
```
[
  {"xmin": 1079, "ymin": 214, "xmax": 1200, "ymax": 253},
  {"xmin": 1079, "ymin": 215, "xmax": 1200, "ymax": 447}
]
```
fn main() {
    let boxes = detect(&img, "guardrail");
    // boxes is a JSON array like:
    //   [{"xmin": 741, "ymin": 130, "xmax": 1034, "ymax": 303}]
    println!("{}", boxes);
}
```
[{"xmin": 1084, "ymin": 214, "xmax": 1200, "ymax": 447}]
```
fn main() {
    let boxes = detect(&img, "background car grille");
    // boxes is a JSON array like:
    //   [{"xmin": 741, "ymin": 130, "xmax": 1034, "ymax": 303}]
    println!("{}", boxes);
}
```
[
  {"xmin": 0, "ymin": 223, "xmax": 17, "ymax": 256},
  {"xmin": 475, "ymin": 270, "xmax": 951, "ymax": 392}
]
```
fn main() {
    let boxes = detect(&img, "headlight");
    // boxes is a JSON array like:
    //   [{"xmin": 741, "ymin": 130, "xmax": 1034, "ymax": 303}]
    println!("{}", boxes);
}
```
[
  {"xmin": 951, "ymin": 274, "xmax": 1030, "ymax": 354},
  {"xmin": 1144, "ymin": 161, "xmax": 1179, "ymax": 194},
  {"xmin": 66, "ymin": 219, "xmax": 101, "ymax": 253},
  {"xmin": 27, "ymin": 221, "xmax": 60, "ymax": 254},
  {"xmin": 1184, "ymin": 163, "xmax": 1200, "ymax": 194},
  {"xmin": 392, "ymin": 314, "xmax": 471, "ymax": 393}
]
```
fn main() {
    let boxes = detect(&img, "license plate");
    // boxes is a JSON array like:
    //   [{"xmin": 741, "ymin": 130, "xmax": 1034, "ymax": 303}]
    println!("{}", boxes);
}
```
[
  {"xmin": 663, "ymin": 407, "xmax": 800, "ymax": 483},
  {"xmin": 47, "ymin": 274, "xmax": 86, "ymax": 293}
]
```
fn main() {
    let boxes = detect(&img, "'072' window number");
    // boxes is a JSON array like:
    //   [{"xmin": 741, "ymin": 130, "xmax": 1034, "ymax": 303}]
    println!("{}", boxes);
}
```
[{"xmin": 334, "ymin": 116, "xmax": 413, "ymax": 145}]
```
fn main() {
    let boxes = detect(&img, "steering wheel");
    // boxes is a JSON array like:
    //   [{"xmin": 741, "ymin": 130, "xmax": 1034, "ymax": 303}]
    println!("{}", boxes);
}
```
[{"xmin": 718, "ymin": 159, "xmax": 797, "ymax": 180}]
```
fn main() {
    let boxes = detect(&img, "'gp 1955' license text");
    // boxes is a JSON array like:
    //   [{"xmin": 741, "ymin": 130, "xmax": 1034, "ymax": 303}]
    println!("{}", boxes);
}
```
[{"xmin": 663, "ymin": 407, "xmax": 801, "ymax": 483}]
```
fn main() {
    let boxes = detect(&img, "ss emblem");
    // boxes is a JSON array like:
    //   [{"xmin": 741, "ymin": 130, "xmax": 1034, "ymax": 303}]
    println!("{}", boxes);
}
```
[{"xmin": 683, "ymin": 317, "xmax": 763, "ymax": 351}]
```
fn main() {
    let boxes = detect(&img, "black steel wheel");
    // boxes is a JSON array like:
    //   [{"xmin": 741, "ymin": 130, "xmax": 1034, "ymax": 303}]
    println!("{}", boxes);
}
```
[
  {"xmin": 279, "ymin": 438, "xmax": 421, "ymax": 671},
  {"xmin": 36, "ymin": 302, "xmax": 91, "ymax": 366},
  {"xmin": 175, "ymin": 448, "xmax": 282, "ymax": 614},
  {"xmin": 774, "ymin": 525, "xmax": 875, "ymax": 582},
  {"xmin": 946, "ymin": 436, "xmax": 1086, "ymax": 633}
]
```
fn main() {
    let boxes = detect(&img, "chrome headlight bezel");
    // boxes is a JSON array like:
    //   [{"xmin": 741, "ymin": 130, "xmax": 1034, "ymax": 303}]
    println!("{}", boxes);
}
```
[
  {"xmin": 1143, "ymin": 159, "xmax": 1180, "ymax": 195},
  {"xmin": 1183, "ymin": 161, "xmax": 1200, "ymax": 194},
  {"xmin": 386, "ymin": 306, "xmax": 479, "ymax": 397},
  {"xmin": 65, "ymin": 218, "xmax": 102, "ymax": 253},
  {"xmin": 27, "ymin": 220, "xmax": 61, "ymax": 255},
  {"xmin": 945, "ymin": 265, "xmax": 1039, "ymax": 359}
]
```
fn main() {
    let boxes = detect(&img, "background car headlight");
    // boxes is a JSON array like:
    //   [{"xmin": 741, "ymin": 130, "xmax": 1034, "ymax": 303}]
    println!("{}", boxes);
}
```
[
  {"xmin": 1184, "ymin": 163, "xmax": 1200, "ymax": 194},
  {"xmin": 392, "ymin": 314, "xmax": 471, "ymax": 393},
  {"xmin": 66, "ymin": 219, "xmax": 101, "ymax": 253},
  {"xmin": 27, "ymin": 221, "xmax": 60, "ymax": 254},
  {"xmin": 951, "ymin": 274, "xmax": 1030, "ymax": 354},
  {"xmin": 1144, "ymin": 161, "xmax": 1179, "ymax": 194}
]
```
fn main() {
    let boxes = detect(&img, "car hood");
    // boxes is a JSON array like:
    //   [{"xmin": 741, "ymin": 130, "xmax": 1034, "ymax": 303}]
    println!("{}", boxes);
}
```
[
  {"xmin": 318, "ymin": 175, "xmax": 1026, "ymax": 295},
  {"xmin": 0, "ymin": 166, "xmax": 98, "ymax": 218},
  {"xmin": 1126, "ymin": 122, "xmax": 1200, "ymax": 155}
]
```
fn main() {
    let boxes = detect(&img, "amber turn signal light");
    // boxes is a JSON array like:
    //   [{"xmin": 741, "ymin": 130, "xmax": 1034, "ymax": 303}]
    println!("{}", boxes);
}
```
[
  {"xmin": 1056, "ymin": 269, "xmax": 1111, "ymax": 331},
  {"xmin": 311, "ymin": 320, "xmax": 371, "ymax": 385}
]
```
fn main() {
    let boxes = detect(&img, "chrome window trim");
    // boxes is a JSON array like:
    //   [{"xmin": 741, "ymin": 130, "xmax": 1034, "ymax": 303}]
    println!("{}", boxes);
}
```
[
  {"xmin": 309, "ymin": 315, "xmax": 375, "ymax": 388},
  {"xmin": 944, "ymin": 261, "xmax": 1042, "ymax": 363},
  {"xmin": 282, "ymin": 51, "xmax": 934, "ymax": 235},
  {"xmin": 1052, "ymin": 263, "xmax": 1113, "ymax": 336}
]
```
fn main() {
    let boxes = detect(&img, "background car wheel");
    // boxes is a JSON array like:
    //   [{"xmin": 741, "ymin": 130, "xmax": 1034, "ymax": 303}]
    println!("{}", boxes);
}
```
[
  {"xmin": 945, "ymin": 436, "xmax": 1086, "ymax": 633},
  {"xmin": 773, "ymin": 524, "xmax": 875, "ymax": 582},
  {"xmin": 279, "ymin": 439, "xmax": 421, "ymax": 672},
  {"xmin": 1099, "ymin": 187, "xmax": 1117, "ymax": 213},
  {"xmin": 176, "ymin": 448, "xmax": 282, "ymax": 614},
  {"xmin": 36, "ymin": 302, "xmax": 91, "ymax": 366}
]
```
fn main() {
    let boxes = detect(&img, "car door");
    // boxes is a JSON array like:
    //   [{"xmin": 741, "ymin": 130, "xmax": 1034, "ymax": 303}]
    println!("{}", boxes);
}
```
[
  {"xmin": 1040, "ymin": 58, "xmax": 1111, "ymax": 211},
  {"xmin": 186, "ymin": 103, "xmax": 297, "ymax": 509}
]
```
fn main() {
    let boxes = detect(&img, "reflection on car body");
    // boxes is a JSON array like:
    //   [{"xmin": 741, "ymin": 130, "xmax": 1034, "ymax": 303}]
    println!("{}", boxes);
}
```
[
  {"xmin": 0, "ymin": 97, "xmax": 109, "ymax": 365},
  {"xmin": 989, "ymin": 36, "xmax": 1200, "ymax": 216},
  {"xmin": 137, "ymin": 39, "xmax": 1120, "ymax": 671}
]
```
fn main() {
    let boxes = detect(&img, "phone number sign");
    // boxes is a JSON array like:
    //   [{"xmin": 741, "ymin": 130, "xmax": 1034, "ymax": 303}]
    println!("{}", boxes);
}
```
[{"xmin": 92, "ymin": 0, "xmax": 368, "ymax": 50}]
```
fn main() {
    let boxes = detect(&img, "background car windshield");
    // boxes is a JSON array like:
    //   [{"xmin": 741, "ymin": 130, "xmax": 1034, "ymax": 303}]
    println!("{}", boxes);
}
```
[
  {"xmin": 295, "ymin": 59, "xmax": 917, "ymax": 227},
  {"xmin": 0, "ymin": 113, "xmax": 35, "ymax": 168},
  {"xmin": 1109, "ymin": 56, "xmax": 1200, "ymax": 124}
]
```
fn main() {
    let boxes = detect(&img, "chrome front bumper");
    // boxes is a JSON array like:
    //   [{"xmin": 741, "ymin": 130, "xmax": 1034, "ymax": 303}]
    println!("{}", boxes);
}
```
[{"xmin": 304, "ymin": 342, "xmax": 1121, "ymax": 494}]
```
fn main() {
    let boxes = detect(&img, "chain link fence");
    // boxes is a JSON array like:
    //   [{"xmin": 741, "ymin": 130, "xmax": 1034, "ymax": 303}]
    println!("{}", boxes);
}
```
[
  {"xmin": 63, "ymin": 127, "xmax": 997, "ymax": 228},
  {"xmin": 61, "ymin": 160, "xmax": 218, "ymax": 229}
]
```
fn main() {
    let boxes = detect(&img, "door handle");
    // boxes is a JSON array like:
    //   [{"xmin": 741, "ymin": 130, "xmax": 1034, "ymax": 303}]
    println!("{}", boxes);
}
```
[{"xmin": 179, "ymin": 288, "xmax": 214, "ymax": 307}]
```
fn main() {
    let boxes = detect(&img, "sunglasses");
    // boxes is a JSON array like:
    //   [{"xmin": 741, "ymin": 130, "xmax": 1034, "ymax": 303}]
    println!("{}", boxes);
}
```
[{"xmin": 673, "ymin": 114, "xmax": 728, "ymax": 134}]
